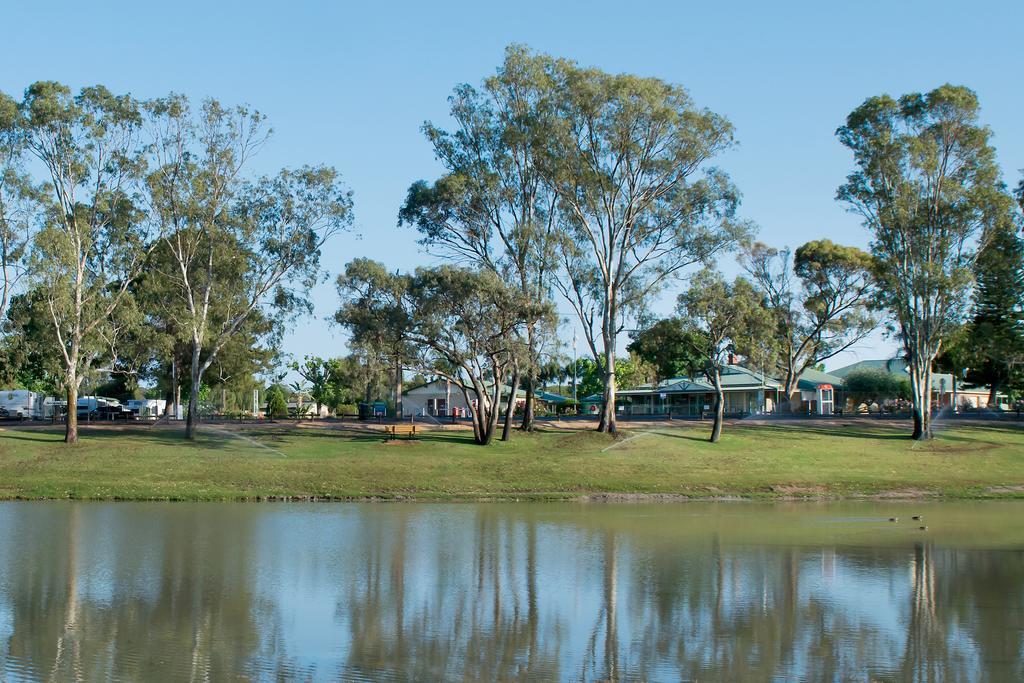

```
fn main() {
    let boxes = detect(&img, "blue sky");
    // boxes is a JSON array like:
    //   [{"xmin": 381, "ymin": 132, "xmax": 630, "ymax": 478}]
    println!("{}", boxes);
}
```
[{"xmin": 4, "ymin": 0, "xmax": 1023, "ymax": 373}]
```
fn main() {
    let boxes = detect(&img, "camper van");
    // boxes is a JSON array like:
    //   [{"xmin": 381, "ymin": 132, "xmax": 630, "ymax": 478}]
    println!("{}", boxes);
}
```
[
  {"xmin": 0, "ymin": 390, "xmax": 42, "ymax": 420},
  {"xmin": 127, "ymin": 398, "xmax": 166, "ymax": 419}
]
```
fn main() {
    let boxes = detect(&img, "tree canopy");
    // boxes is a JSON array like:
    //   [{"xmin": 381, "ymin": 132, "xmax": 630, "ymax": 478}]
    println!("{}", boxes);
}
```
[{"xmin": 837, "ymin": 84, "xmax": 1008, "ymax": 439}]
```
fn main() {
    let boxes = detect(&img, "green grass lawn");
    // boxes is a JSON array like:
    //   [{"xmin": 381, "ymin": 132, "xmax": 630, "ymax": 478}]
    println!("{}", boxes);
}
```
[{"xmin": 1, "ymin": 421, "xmax": 1023, "ymax": 501}]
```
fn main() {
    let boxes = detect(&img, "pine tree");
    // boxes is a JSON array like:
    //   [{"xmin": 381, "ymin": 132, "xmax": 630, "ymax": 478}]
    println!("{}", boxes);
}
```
[{"xmin": 968, "ymin": 216, "xmax": 1024, "ymax": 404}]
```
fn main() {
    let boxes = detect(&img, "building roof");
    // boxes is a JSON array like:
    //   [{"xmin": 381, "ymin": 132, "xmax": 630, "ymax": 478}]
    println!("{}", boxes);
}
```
[
  {"xmin": 829, "ymin": 358, "xmax": 953, "ymax": 389},
  {"xmin": 618, "ymin": 365, "xmax": 781, "ymax": 397},
  {"xmin": 829, "ymin": 359, "xmax": 901, "ymax": 378},
  {"xmin": 795, "ymin": 368, "xmax": 845, "ymax": 391},
  {"xmin": 535, "ymin": 390, "xmax": 569, "ymax": 404}
]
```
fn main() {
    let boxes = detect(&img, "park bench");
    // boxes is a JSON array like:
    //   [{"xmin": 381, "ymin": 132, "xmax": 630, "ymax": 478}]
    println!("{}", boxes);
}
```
[{"xmin": 386, "ymin": 424, "xmax": 418, "ymax": 440}]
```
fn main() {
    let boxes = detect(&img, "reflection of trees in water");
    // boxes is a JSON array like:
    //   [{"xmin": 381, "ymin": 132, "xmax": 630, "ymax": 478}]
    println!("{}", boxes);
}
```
[
  {"xmin": 614, "ymin": 540, "xmax": 1023, "ymax": 681},
  {"xmin": 0, "ymin": 504, "xmax": 269, "ymax": 680},
  {"xmin": 337, "ymin": 507, "xmax": 564, "ymax": 680},
  {"xmin": 1, "ymin": 505, "xmax": 1023, "ymax": 680}
]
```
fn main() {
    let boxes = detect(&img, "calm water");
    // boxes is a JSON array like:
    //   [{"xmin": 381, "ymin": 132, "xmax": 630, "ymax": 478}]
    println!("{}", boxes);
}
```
[{"xmin": 0, "ymin": 501, "xmax": 1021, "ymax": 682}]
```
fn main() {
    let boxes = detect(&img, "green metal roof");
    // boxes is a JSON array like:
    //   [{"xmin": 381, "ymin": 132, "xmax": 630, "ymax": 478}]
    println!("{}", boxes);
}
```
[
  {"xmin": 795, "ymin": 369, "xmax": 845, "ymax": 391},
  {"xmin": 618, "ymin": 365, "xmax": 781, "ymax": 396},
  {"xmin": 829, "ymin": 358, "xmax": 953, "ymax": 389}
]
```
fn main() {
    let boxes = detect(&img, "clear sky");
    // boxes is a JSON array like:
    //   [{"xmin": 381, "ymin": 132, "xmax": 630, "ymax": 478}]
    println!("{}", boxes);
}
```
[{"xmin": 4, "ymin": 0, "xmax": 1022, "ymax": 374}]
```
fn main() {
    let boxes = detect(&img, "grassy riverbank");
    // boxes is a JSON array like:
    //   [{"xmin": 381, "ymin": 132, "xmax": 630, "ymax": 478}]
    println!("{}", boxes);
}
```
[{"xmin": 1, "ymin": 421, "xmax": 1023, "ymax": 501}]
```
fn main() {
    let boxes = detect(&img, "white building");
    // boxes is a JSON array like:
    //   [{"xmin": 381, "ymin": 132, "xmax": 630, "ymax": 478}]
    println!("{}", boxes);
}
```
[
  {"xmin": 402, "ymin": 380, "xmax": 474, "ymax": 418},
  {"xmin": 401, "ymin": 380, "xmax": 529, "ymax": 419}
]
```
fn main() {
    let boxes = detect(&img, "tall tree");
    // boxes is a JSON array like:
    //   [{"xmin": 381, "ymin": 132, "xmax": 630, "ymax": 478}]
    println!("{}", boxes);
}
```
[
  {"xmin": 741, "ymin": 239, "xmax": 875, "ymax": 408},
  {"xmin": 399, "ymin": 45, "xmax": 561, "ymax": 435},
  {"xmin": 19, "ymin": 82, "xmax": 156, "ymax": 443},
  {"xmin": 677, "ymin": 269, "xmax": 773, "ymax": 443},
  {"xmin": 0, "ymin": 92, "xmax": 40, "ymax": 322},
  {"xmin": 966, "ymin": 213, "xmax": 1024, "ymax": 403},
  {"xmin": 535, "ymin": 49, "xmax": 749, "ymax": 434},
  {"xmin": 146, "ymin": 96, "xmax": 352, "ymax": 439},
  {"xmin": 837, "ymin": 84, "xmax": 1007, "ymax": 440}
]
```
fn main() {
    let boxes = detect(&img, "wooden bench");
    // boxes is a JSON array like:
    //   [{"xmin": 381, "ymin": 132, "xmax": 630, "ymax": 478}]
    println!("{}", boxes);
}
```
[{"xmin": 386, "ymin": 424, "xmax": 418, "ymax": 440}]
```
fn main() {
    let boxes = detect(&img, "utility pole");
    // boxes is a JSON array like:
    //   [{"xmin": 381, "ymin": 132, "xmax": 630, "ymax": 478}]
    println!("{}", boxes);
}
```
[
  {"xmin": 170, "ymin": 357, "xmax": 178, "ymax": 420},
  {"xmin": 572, "ymin": 330, "xmax": 578, "ymax": 412}
]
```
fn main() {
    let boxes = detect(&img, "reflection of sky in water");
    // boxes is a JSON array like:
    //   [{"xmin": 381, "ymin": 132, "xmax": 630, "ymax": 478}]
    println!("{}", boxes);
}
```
[{"xmin": 0, "ymin": 501, "xmax": 1021, "ymax": 681}]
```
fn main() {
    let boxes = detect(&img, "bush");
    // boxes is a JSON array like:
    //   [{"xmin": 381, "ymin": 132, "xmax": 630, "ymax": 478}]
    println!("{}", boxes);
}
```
[
  {"xmin": 335, "ymin": 403, "xmax": 358, "ymax": 417},
  {"xmin": 265, "ymin": 385, "xmax": 288, "ymax": 419},
  {"xmin": 844, "ymin": 368, "xmax": 910, "ymax": 405},
  {"xmin": 557, "ymin": 400, "xmax": 579, "ymax": 415}
]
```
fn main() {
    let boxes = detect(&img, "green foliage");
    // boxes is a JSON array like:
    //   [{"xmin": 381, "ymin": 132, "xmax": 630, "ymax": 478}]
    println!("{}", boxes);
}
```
[
  {"xmin": 144, "ymin": 95, "xmax": 352, "ymax": 436},
  {"xmin": 741, "ymin": 239, "xmax": 874, "ymax": 393},
  {"xmin": 0, "ymin": 91, "xmax": 41, "ymax": 324},
  {"xmin": 843, "ymin": 368, "xmax": 911, "ymax": 404},
  {"xmin": 452, "ymin": 46, "xmax": 751, "ymax": 432},
  {"xmin": 965, "ymin": 215, "xmax": 1024, "ymax": 395},
  {"xmin": 628, "ymin": 318, "xmax": 708, "ymax": 384},
  {"xmin": 17, "ymin": 82, "xmax": 154, "ymax": 431},
  {"xmin": 677, "ymin": 269, "xmax": 775, "ymax": 441},
  {"xmin": 836, "ymin": 84, "xmax": 1008, "ymax": 438},
  {"xmin": 677, "ymin": 269, "xmax": 775, "ymax": 374},
  {"xmin": 335, "ymin": 258, "xmax": 412, "ymax": 371},
  {"xmin": 265, "ymin": 385, "xmax": 288, "ymax": 419},
  {"xmin": 289, "ymin": 356, "xmax": 345, "ymax": 414}
]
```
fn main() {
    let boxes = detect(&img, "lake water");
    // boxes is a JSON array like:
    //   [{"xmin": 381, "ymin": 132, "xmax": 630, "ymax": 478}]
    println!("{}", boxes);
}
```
[{"xmin": 0, "ymin": 501, "xmax": 1021, "ymax": 681}]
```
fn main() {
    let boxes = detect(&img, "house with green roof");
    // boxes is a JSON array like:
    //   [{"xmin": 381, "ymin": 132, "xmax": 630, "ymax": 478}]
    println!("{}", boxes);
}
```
[
  {"xmin": 612, "ymin": 365, "xmax": 846, "ymax": 417},
  {"xmin": 830, "ymin": 358, "xmax": 999, "ymax": 409},
  {"xmin": 616, "ymin": 366, "xmax": 781, "ymax": 417},
  {"xmin": 792, "ymin": 368, "xmax": 845, "ymax": 415}
]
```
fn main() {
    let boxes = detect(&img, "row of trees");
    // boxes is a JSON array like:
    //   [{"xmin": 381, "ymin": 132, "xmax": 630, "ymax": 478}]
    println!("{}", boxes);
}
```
[
  {"xmin": 0, "ymin": 83, "xmax": 353, "ymax": 443},
  {"xmin": 338, "ymin": 46, "xmax": 750, "ymax": 441},
  {"xmin": 341, "ymin": 49, "xmax": 1023, "ymax": 444},
  {"xmin": 3, "ymin": 50, "xmax": 1022, "ymax": 446}
]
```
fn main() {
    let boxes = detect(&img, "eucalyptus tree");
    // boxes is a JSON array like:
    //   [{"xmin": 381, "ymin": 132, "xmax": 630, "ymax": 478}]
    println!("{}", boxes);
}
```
[
  {"xmin": 399, "ymin": 45, "xmax": 561, "ymax": 433},
  {"xmin": 535, "ymin": 50, "xmax": 750, "ymax": 434},
  {"xmin": 677, "ymin": 269, "xmax": 774, "ymax": 443},
  {"xmin": 404, "ymin": 266, "xmax": 551, "ymax": 444},
  {"xmin": 337, "ymin": 260, "xmax": 549, "ymax": 444},
  {"xmin": 837, "ymin": 84, "xmax": 1007, "ymax": 440},
  {"xmin": 335, "ymin": 258, "xmax": 414, "ymax": 417},
  {"xmin": 146, "ymin": 96, "xmax": 352, "ymax": 438},
  {"xmin": 0, "ymin": 92, "xmax": 40, "ymax": 323},
  {"xmin": 740, "ymin": 239, "xmax": 875, "ymax": 409},
  {"xmin": 18, "ymin": 82, "xmax": 157, "ymax": 443}
]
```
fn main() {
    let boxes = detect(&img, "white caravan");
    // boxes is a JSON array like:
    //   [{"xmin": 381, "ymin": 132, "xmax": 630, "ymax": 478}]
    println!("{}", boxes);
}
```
[
  {"xmin": 127, "ymin": 398, "xmax": 167, "ymax": 418},
  {"xmin": 0, "ymin": 390, "xmax": 42, "ymax": 419}
]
